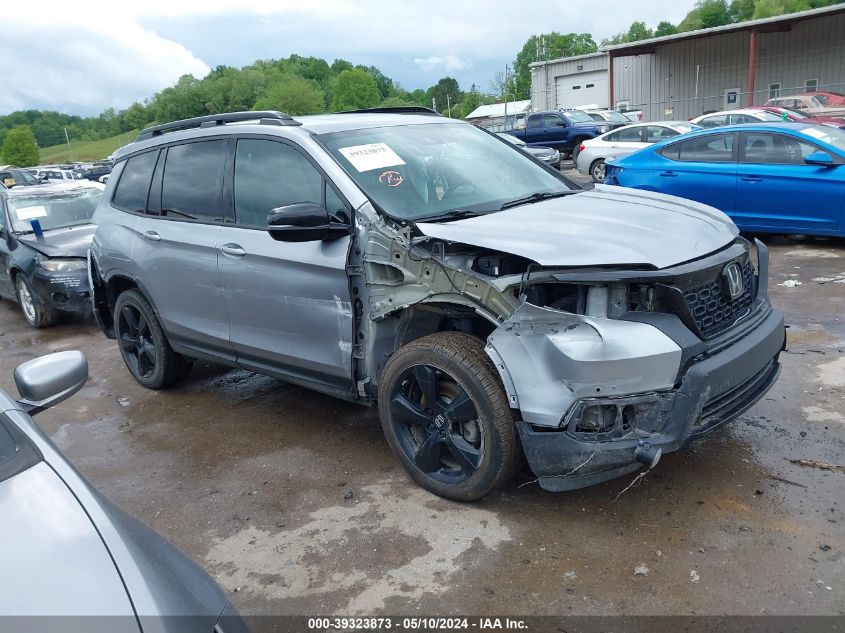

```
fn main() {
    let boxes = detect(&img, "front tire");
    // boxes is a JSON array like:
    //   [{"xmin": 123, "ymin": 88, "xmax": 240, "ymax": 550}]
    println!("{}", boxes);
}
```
[
  {"xmin": 114, "ymin": 289, "xmax": 192, "ymax": 389},
  {"xmin": 15, "ymin": 275, "xmax": 58, "ymax": 328},
  {"xmin": 590, "ymin": 158, "xmax": 606, "ymax": 183},
  {"xmin": 378, "ymin": 332, "xmax": 520, "ymax": 502}
]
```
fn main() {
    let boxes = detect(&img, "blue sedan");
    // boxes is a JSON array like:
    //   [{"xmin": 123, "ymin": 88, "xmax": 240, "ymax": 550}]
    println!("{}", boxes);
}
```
[{"xmin": 604, "ymin": 122, "xmax": 845, "ymax": 236}]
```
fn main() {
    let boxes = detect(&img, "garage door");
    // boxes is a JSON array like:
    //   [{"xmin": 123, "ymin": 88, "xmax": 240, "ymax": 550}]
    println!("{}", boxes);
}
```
[{"xmin": 555, "ymin": 71, "xmax": 608, "ymax": 109}]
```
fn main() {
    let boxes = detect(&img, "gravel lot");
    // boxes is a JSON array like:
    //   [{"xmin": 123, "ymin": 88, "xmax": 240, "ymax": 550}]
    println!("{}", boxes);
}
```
[{"xmin": 0, "ymin": 172, "xmax": 842, "ymax": 623}]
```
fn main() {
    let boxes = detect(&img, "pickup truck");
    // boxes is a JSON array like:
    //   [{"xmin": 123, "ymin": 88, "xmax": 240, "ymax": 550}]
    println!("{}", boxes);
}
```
[{"xmin": 503, "ymin": 110, "xmax": 627, "ymax": 159}]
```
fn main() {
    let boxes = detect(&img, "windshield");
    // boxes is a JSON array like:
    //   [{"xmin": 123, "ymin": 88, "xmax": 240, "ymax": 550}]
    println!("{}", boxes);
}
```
[
  {"xmin": 601, "ymin": 111, "xmax": 630, "ymax": 123},
  {"xmin": 800, "ymin": 125, "xmax": 845, "ymax": 152},
  {"xmin": 1, "ymin": 169, "xmax": 38, "ymax": 187},
  {"xmin": 561, "ymin": 111, "xmax": 594, "ymax": 123},
  {"xmin": 320, "ymin": 122, "xmax": 576, "ymax": 221},
  {"xmin": 7, "ymin": 188, "xmax": 101, "ymax": 233}
]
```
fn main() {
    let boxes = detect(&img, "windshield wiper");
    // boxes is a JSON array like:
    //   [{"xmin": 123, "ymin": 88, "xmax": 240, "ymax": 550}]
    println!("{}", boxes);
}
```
[
  {"xmin": 499, "ymin": 190, "xmax": 576, "ymax": 211},
  {"xmin": 415, "ymin": 209, "xmax": 490, "ymax": 223}
]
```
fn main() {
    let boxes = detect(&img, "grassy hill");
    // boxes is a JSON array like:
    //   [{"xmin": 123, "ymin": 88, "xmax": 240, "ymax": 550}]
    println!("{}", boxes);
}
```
[{"xmin": 39, "ymin": 130, "xmax": 138, "ymax": 164}]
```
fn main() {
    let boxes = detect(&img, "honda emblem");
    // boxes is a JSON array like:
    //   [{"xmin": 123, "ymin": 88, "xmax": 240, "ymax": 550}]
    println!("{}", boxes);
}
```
[{"xmin": 722, "ymin": 262, "xmax": 744, "ymax": 300}]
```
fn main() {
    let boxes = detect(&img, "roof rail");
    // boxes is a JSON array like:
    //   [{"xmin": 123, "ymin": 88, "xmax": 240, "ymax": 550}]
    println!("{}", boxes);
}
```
[
  {"xmin": 337, "ymin": 106, "xmax": 441, "ymax": 116},
  {"xmin": 137, "ymin": 111, "xmax": 301, "ymax": 141}
]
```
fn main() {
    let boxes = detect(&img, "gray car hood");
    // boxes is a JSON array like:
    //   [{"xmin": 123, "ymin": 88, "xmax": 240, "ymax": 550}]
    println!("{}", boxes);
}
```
[{"xmin": 416, "ymin": 185, "xmax": 739, "ymax": 270}]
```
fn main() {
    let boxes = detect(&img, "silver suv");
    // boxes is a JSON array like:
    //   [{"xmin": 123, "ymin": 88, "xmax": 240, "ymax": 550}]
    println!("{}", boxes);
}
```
[{"xmin": 89, "ymin": 109, "xmax": 785, "ymax": 501}]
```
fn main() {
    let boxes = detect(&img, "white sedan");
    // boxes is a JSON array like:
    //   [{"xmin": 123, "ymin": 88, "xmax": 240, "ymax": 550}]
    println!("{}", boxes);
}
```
[
  {"xmin": 689, "ymin": 108, "xmax": 783, "ymax": 128},
  {"xmin": 575, "ymin": 121, "xmax": 700, "ymax": 182}
]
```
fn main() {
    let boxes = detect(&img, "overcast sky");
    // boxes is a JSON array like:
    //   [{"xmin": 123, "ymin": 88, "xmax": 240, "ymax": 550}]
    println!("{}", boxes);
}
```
[{"xmin": 1, "ymin": 1, "xmax": 690, "ymax": 116}]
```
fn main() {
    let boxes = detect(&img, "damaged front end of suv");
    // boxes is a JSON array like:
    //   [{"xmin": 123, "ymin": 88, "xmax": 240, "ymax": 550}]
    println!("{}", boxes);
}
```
[{"xmin": 353, "ymin": 186, "xmax": 785, "ymax": 493}]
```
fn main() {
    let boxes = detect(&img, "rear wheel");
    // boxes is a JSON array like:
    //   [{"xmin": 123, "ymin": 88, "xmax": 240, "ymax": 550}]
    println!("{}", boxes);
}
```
[
  {"xmin": 590, "ymin": 158, "xmax": 606, "ymax": 183},
  {"xmin": 114, "ymin": 289, "xmax": 192, "ymax": 389},
  {"xmin": 378, "ymin": 332, "xmax": 519, "ymax": 502},
  {"xmin": 15, "ymin": 275, "xmax": 58, "ymax": 328}
]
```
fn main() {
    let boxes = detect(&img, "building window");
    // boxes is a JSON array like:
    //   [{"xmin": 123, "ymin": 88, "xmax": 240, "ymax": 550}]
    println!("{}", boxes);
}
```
[
  {"xmin": 572, "ymin": 85, "xmax": 581, "ymax": 90},
  {"xmin": 768, "ymin": 83, "xmax": 781, "ymax": 99},
  {"xmin": 805, "ymin": 78, "xmax": 818, "ymax": 92},
  {"xmin": 585, "ymin": 83, "xmax": 595, "ymax": 88}
]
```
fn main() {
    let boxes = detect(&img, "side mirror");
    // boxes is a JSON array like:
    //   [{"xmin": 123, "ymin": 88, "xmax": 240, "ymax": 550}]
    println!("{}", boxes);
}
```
[
  {"xmin": 14, "ymin": 351, "xmax": 88, "ymax": 415},
  {"xmin": 804, "ymin": 151, "xmax": 835, "ymax": 167},
  {"xmin": 267, "ymin": 203, "xmax": 352, "ymax": 243},
  {"xmin": 556, "ymin": 120, "xmax": 568, "ymax": 126}
]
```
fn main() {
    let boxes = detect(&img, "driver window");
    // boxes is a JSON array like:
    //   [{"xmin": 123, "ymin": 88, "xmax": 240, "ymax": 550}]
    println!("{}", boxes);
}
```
[
  {"xmin": 743, "ymin": 133, "xmax": 818, "ymax": 165},
  {"xmin": 234, "ymin": 139, "xmax": 322, "ymax": 229}
]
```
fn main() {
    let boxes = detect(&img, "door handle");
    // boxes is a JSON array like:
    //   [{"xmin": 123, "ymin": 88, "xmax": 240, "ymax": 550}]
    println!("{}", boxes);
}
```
[
  {"xmin": 741, "ymin": 175, "xmax": 762, "ymax": 182},
  {"xmin": 142, "ymin": 231, "xmax": 161, "ymax": 242},
  {"xmin": 658, "ymin": 171, "xmax": 677, "ymax": 177},
  {"xmin": 220, "ymin": 243, "xmax": 246, "ymax": 258}
]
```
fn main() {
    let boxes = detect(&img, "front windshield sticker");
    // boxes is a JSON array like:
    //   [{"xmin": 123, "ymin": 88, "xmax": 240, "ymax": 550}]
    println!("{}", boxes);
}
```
[
  {"xmin": 378, "ymin": 170, "xmax": 404, "ymax": 187},
  {"xmin": 15, "ymin": 205, "xmax": 48, "ymax": 220},
  {"xmin": 339, "ymin": 143, "xmax": 406, "ymax": 172},
  {"xmin": 3, "ymin": 178, "xmax": 15, "ymax": 187}
]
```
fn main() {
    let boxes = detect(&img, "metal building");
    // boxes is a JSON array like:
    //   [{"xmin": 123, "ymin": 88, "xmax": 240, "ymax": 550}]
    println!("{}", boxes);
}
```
[
  {"xmin": 464, "ymin": 100, "xmax": 532, "ymax": 131},
  {"xmin": 529, "ymin": 52, "xmax": 609, "ymax": 111},
  {"xmin": 530, "ymin": 4, "xmax": 845, "ymax": 121}
]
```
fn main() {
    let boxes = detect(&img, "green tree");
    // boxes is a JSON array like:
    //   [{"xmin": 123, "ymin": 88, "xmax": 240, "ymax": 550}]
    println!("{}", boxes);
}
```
[
  {"xmin": 426, "ymin": 77, "xmax": 462, "ymax": 113},
  {"xmin": 602, "ymin": 21, "xmax": 654, "ymax": 46},
  {"xmin": 2, "ymin": 125, "xmax": 40, "ymax": 167},
  {"xmin": 729, "ymin": 0, "xmax": 756, "ymax": 20},
  {"xmin": 679, "ymin": 0, "xmax": 733, "ymax": 30},
  {"xmin": 254, "ymin": 75, "xmax": 326, "ymax": 115},
  {"xmin": 330, "ymin": 69, "xmax": 382, "ymax": 111},
  {"xmin": 513, "ymin": 32, "xmax": 598, "ymax": 98},
  {"xmin": 654, "ymin": 20, "xmax": 679, "ymax": 36},
  {"xmin": 123, "ymin": 102, "xmax": 152, "ymax": 130}
]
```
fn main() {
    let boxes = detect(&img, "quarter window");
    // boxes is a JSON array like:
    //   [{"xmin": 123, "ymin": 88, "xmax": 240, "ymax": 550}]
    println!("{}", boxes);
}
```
[
  {"xmin": 234, "ymin": 139, "xmax": 323, "ymax": 229},
  {"xmin": 662, "ymin": 134, "xmax": 735, "ymax": 162},
  {"xmin": 161, "ymin": 140, "xmax": 228, "ymax": 222},
  {"xmin": 113, "ymin": 150, "xmax": 158, "ymax": 213}
]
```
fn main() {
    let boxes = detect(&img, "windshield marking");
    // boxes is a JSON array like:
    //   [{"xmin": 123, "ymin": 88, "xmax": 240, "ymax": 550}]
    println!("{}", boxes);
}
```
[
  {"xmin": 15, "ymin": 205, "xmax": 48, "ymax": 220},
  {"xmin": 338, "ymin": 142, "xmax": 406, "ymax": 172}
]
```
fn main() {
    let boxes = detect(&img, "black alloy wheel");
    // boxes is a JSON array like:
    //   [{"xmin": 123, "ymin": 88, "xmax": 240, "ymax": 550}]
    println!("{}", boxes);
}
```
[{"xmin": 389, "ymin": 364, "xmax": 483, "ymax": 484}]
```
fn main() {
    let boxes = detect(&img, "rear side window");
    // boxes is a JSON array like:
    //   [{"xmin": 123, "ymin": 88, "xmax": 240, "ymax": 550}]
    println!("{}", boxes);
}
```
[
  {"xmin": 615, "ymin": 127, "xmax": 643, "ymax": 143},
  {"xmin": 234, "ymin": 139, "xmax": 322, "ymax": 229},
  {"xmin": 526, "ymin": 116, "xmax": 542, "ymax": 129},
  {"xmin": 161, "ymin": 140, "xmax": 228, "ymax": 222},
  {"xmin": 662, "ymin": 134, "xmax": 735, "ymax": 162},
  {"xmin": 645, "ymin": 126, "xmax": 680, "ymax": 143},
  {"xmin": 699, "ymin": 115, "xmax": 727, "ymax": 128},
  {"xmin": 112, "ymin": 150, "xmax": 158, "ymax": 212}
]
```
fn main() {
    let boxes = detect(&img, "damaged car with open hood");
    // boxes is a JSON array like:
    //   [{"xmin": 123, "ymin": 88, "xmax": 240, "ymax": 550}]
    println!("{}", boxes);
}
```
[{"xmin": 88, "ymin": 109, "xmax": 786, "ymax": 501}]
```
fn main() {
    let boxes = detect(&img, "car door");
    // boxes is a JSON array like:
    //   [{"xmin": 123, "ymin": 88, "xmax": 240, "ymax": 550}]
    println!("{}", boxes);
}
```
[
  {"xmin": 735, "ymin": 131, "xmax": 844, "ymax": 234},
  {"xmin": 216, "ymin": 136, "xmax": 354, "ymax": 392},
  {"xmin": 127, "ymin": 140, "xmax": 234, "ymax": 362},
  {"xmin": 538, "ymin": 114, "xmax": 567, "ymax": 148},
  {"xmin": 650, "ymin": 132, "xmax": 738, "ymax": 213},
  {"xmin": 606, "ymin": 126, "xmax": 649, "ymax": 159},
  {"xmin": 0, "ymin": 201, "xmax": 14, "ymax": 296}
]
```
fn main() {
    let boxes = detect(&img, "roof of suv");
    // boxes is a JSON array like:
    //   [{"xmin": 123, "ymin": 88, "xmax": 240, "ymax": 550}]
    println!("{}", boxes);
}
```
[{"xmin": 116, "ymin": 110, "xmax": 453, "ymax": 162}]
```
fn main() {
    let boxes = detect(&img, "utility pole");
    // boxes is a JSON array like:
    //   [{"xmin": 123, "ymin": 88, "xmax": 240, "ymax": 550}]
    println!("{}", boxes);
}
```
[
  {"xmin": 446, "ymin": 93, "xmax": 452, "ymax": 118},
  {"xmin": 504, "ymin": 64, "xmax": 509, "ymax": 129},
  {"xmin": 64, "ymin": 127, "xmax": 74, "ymax": 162},
  {"xmin": 432, "ymin": 97, "xmax": 437, "ymax": 112}
]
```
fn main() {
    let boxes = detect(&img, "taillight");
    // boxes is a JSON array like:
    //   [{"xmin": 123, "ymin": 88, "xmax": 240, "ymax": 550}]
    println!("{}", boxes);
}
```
[{"xmin": 579, "ymin": 144, "xmax": 585, "ymax": 152}]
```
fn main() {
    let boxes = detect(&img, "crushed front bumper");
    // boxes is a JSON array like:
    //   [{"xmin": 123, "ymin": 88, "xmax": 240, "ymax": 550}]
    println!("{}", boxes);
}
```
[
  {"xmin": 30, "ymin": 268, "xmax": 91, "ymax": 314},
  {"xmin": 491, "ymin": 305, "xmax": 785, "ymax": 492}
]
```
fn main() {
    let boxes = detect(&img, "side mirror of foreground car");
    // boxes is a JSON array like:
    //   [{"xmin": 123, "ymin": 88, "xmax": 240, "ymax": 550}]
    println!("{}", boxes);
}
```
[
  {"xmin": 267, "ymin": 202, "xmax": 352, "ymax": 242},
  {"xmin": 14, "ymin": 351, "xmax": 88, "ymax": 415},
  {"xmin": 804, "ymin": 150, "xmax": 835, "ymax": 167}
]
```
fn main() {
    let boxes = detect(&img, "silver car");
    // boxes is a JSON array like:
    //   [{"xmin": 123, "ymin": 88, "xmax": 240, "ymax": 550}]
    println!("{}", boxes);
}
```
[
  {"xmin": 0, "ymin": 351, "xmax": 248, "ymax": 632},
  {"xmin": 576, "ymin": 121, "xmax": 700, "ymax": 182},
  {"xmin": 90, "ymin": 109, "xmax": 784, "ymax": 501}
]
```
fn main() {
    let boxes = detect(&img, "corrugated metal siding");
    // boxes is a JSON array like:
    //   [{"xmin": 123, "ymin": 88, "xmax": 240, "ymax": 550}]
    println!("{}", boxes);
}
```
[
  {"xmin": 533, "ymin": 12, "xmax": 845, "ymax": 121},
  {"xmin": 530, "ymin": 54, "xmax": 608, "ymax": 110}
]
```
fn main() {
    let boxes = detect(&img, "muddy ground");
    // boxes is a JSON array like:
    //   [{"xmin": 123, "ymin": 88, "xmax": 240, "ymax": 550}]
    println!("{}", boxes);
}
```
[{"xmin": 0, "ymin": 187, "xmax": 843, "ymax": 624}]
